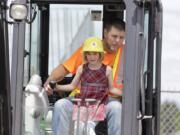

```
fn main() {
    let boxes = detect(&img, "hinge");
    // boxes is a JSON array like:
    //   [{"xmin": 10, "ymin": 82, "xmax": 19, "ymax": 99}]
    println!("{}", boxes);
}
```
[
  {"xmin": 0, "ymin": 1, "xmax": 8, "ymax": 10},
  {"xmin": 134, "ymin": 0, "xmax": 151, "ymax": 7}
]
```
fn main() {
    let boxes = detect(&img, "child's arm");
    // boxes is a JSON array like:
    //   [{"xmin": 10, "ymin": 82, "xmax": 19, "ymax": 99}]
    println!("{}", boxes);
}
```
[
  {"xmin": 106, "ymin": 66, "xmax": 122, "ymax": 96},
  {"xmin": 55, "ymin": 65, "xmax": 83, "ymax": 92}
]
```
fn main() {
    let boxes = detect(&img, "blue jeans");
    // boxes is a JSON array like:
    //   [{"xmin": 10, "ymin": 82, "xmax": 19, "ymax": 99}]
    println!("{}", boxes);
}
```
[{"xmin": 52, "ymin": 97, "xmax": 122, "ymax": 135}]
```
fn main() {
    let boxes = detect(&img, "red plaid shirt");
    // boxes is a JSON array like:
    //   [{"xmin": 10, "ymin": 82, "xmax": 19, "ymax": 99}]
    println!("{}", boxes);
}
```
[{"xmin": 75, "ymin": 63, "xmax": 109, "ymax": 105}]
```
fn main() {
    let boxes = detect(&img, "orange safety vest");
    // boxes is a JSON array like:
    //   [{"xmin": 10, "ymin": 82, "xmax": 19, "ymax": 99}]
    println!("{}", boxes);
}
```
[{"xmin": 69, "ymin": 47, "xmax": 124, "ymax": 97}]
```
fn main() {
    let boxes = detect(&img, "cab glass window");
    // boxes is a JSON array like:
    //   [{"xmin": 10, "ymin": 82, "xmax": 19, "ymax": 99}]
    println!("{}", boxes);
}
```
[{"xmin": 48, "ymin": 4, "xmax": 103, "ymax": 74}]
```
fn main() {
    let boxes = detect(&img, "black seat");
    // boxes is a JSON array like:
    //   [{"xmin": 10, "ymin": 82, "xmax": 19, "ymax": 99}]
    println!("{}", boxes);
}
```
[
  {"xmin": 48, "ymin": 76, "xmax": 73, "ymax": 104},
  {"xmin": 95, "ymin": 120, "xmax": 108, "ymax": 135}
]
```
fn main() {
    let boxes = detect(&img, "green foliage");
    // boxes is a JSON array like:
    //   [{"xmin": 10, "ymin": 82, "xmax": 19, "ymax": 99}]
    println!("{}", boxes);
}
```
[{"xmin": 40, "ymin": 116, "xmax": 47, "ymax": 132}]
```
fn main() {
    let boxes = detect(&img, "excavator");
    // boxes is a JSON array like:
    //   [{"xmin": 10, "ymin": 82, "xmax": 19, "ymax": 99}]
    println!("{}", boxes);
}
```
[{"xmin": 0, "ymin": 0, "xmax": 163, "ymax": 135}]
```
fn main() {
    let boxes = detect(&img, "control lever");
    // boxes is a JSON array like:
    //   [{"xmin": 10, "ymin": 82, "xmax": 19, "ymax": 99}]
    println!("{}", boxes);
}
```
[
  {"xmin": 48, "ymin": 81, "xmax": 58, "ymax": 104},
  {"xmin": 71, "ymin": 98, "xmax": 82, "ymax": 135},
  {"xmin": 84, "ymin": 99, "xmax": 96, "ymax": 135},
  {"xmin": 49, "ymin": 80, "xmax": 57, "ymax": 89}
]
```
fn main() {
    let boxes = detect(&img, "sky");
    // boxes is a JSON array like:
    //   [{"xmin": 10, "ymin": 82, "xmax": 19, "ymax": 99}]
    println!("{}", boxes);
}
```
[{"xmin": 161, "ymin": 0, "xmax": 180, "ymax": 105}]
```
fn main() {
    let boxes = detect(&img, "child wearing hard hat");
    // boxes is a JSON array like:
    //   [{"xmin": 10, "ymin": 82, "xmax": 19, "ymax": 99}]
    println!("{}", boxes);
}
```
[{"xmin": 54, "ymin": 37, "xmax": 121, "ymax": 135}]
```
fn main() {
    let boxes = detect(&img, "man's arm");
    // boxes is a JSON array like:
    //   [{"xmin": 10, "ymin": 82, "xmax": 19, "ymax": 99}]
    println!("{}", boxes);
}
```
[
  {"xmin": 44, "ymin": 64, "xmax": 69, "ymax": 95},
  {"xmin": 44, "ymin": 46, "xmax": 83, "ymax": 95},
  {"xmin": 47, "ymin": 64, "xmax": 69, "ymax": 82}
]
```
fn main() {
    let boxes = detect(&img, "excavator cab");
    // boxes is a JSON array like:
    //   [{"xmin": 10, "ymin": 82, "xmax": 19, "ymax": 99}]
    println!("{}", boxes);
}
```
[{"xmin": 0, "ymin": 0, "xmax": 163, "ymax": 135}]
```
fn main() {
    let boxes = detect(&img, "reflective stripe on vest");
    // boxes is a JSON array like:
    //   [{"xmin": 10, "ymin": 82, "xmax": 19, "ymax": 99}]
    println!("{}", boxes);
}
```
[
  {"xmin": 109, "ymin": 47, "xmax": 124, "ymax": 97},
  {"xmin": 112, "ymin": 47, "xmax": 124, "ymax": 89}
]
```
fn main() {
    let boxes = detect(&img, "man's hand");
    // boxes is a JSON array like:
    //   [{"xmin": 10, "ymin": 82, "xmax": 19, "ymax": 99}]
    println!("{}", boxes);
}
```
[
  {"xmin": 43, "ymin": 64, "xmax": 69, "ymax": 95},
  {"xmin": 44, "ymin": 80, "xmax": 53, "ymax": 95},
  {"xmin": 110, "ymin": 88, "xmax": 123, "ymax": 96},
  {"xmin": 44, "ymin": 80, "xmax": 58, "ymax": 95}
]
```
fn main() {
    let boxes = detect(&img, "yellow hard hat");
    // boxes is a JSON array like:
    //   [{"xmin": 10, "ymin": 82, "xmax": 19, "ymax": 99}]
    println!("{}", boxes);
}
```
[{"xmin": 83, "ymin": 37, "xmax": 104, "ymax": 53}]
